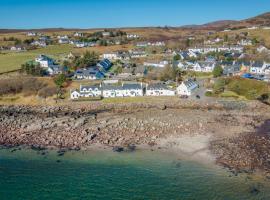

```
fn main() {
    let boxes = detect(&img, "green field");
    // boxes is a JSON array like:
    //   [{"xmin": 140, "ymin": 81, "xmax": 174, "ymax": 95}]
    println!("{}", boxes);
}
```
[{"xmin": 0, "ymin": 45, "xmax": 73, "ymax": 73}]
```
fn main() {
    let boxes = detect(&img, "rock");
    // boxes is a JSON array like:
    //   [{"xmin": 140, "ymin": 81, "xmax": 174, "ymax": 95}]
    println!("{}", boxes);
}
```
[
  {"xmin": 113, "ymin": 146, "xmax": 124, "ymax": 152},
  {"xmin": 126, "ymin": 144, "xmax": 136, "ymax": 152},
  {"xmin": 74, "ymin": 118, "xmax": 86, "ymax": 128}
]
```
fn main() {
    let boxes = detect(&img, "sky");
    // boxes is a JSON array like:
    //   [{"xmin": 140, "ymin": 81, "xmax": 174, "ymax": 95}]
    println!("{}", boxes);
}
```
[{"xmin": 1, "ymin": 0, "xmax": 270, "ymax": 29}]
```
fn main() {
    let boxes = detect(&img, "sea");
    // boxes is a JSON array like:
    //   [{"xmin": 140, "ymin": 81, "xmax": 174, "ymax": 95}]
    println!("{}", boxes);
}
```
[{"xmin": 0, "ymin": 147, "xmax": 270, "ymax": 200}]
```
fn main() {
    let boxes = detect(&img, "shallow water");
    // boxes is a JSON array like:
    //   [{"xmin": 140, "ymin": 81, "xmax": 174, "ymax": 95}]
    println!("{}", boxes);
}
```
[{"xmin": 0, "ymin": 148, "xmax": 270, "ymax": 200}]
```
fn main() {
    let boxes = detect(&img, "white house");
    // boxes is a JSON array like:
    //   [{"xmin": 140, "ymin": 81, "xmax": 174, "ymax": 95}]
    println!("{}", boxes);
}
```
[
  {"xmin": 74, "ymin": 32, "xmax": 84, "ymax": 37},
  {"xmin": 257, "ymin": 46, "xmax": 270, "ymax": 53},
  {"xmin": 47, "ymin": 65, "xmax": 63, "ymax": 75},
  {"xmin": 79, "ymin": 85, "xmax": 102, "ymax": 98},
  {"xmin": 177, "ymin": 80, "xmax": 198, "ymax": 96},
  {"xmin": 57, "ymin": 35, "xmax": 69, "ymax": 39},
  {"xmin": 248, "ymin": 26, "xmax": 258, "ymax": 30},
  {"xmin": 148, "ymin": 41, "xmax": 165, "ymax": 47},
  {"xmin": 250, "ymin": 61, "xmax": 269, "ymax": 74},
  {"xmin": 136, "ymin": 42, "xmax": 148, "ymax": 47},
  {"xmin": 10, "ymin": 46, "xmax": 25, "ymax": 51},
  {"xmin": 27, "ymin": 32, "xmax": 39, "ymax": 36},
  {"xmin": 102, "ymin": 83, "xmax": 143, "ymax": 98},
  {"xmin": 144, "ymin": 61, "xmax": 169, "ymax": 68},
  {"xmin": 103, "ymin": 52, "xmax": 119, "ymax": 60},
  {"xmin": 58, "ymin": 38, "xmax": 69, "ymax": 44},
  {"xmin": 70, "ymin": 85, "xmax": 102, "ymax": 100},
  {"xmin": 127, "ymin": 34, "xmax": 139, "ymax": 39},
  {"xmin": 31, "ymin": 40, "xmax": 47, "ymax": 47},
  {"xmin": 129, "ymin": 50, "xmax": 147, "ymax": 58},
  {"xmin": 35, "ymin": 55, "xmax": 54, "ymax": 68},
  {"xmin": 74, "ymin": 68, "xmax": 105, "ymax": 80},
  {"xmin": 193, "ymin": 61, "xmax": 216, "ymax": 72},
  {"xmin": 102, "ymin": 32, "xmax": 110, "ymax": 37},
  {"xmin": 146, "ymin": 84, "xmax": 175, "ymax": 96},
  {"xmin": 70, "ymin": 90, "xmax": 81, "ymax": 100},
  {"xmin": 238, "ymin": 39, "xmax": 252, "ymax": 46}
]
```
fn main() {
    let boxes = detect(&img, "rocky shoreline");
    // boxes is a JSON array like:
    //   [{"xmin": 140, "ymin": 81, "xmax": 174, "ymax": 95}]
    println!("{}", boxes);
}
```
[{"xmin": 0, "ymin": 100, "xmax": 270, "ymax": 175}]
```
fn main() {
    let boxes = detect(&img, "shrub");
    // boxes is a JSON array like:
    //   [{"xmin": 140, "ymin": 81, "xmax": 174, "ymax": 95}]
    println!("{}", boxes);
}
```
[
  {"xmin": 205, "ymin": 91, "xmax": 213, "ymax": 97},
  {"xmin": 38, "ymin": 86, "xmax": 57, "ymax": 98},
  {"xmin": 213, "ymin": 65, "xmax": 223, "ymax": 78}
]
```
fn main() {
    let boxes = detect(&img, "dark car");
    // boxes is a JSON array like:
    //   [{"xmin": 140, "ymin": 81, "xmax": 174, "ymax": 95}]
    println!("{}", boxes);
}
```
[
  {"xmin": 196, "ymin": 95, "xmax": 201, "ymax": 99},
  {"xmin": 180, "ymin": 95, "xmax": 188, "ymax": 99}
]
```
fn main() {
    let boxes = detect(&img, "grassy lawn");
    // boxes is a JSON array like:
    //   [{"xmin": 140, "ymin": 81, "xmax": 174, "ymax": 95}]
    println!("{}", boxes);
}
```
[
  {"xmin": 213, "ymin": 77, "xmax": 270, "ymax": 100},
  {"xmin": 219, "ymin": 91, "xmax": 246, "ymax": 100},
  {"xmin": 186, "ymin": 71, "xmax": 213, "ymax": 78},
  {"xmin": 0, "ymin": 45, "xmax": 73, "ymax": 73},
  {"xmin": 101, "ymin": 96, "xmax": 177, "ymax": 104}
]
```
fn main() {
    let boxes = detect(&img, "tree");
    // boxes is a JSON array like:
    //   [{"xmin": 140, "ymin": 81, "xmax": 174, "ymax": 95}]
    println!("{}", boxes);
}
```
[
  {"xmin": 213, "ymin": 79, "xmax": 226, "ymax": 94},
  {"xmin": 213, "ymin": 65, "xmax": 223, "ymax": 78},
  {"xmin": 21, "ymin": 62, "xmax": 46, "ymax": 76},
  {"xmin": 54, "ymin": 74, "xmax": 66, "ymax": 99},
  {"xmin": 224, "ymin": 34, "xmax": 229, "ymax": 42},
  {"xmin": 73, "ymin": 51, "xmax": 99, "ymax": 68},
  {"xmin": 173, "ymin": 54, "xmax": 181, "ymax": 61},
  {"xmin": 185, "ymin": 39, "xmax": 191, "ymax": 48}
]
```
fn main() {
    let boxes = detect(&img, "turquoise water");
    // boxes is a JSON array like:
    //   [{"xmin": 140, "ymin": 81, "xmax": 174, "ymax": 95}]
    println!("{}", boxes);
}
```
[{"xmin": 0, "ymin": 148, "xmax": 270, "ymax": 200}]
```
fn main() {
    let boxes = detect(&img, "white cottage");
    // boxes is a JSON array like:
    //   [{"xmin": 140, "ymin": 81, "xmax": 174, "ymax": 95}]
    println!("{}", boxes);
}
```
[
  {"xmin": 80, "ymin": 85, "xmax": 102, "ymax": 98},
  {"xmin": 35, "ymin": 55, "xmax": 54, "ymax": 68},
  {"xmin": 70, "ymin": 90, "xmax": 81, "ymax": 100},
  {"xmin": 146, "ymin": 84, "xmax": 175, "ymax": 96},
  {"xmin": 193, "ymin": 61, "xmax": 216, "ymax": 72},
  {"xmin": 103, "ymin": 83, "xmax": 143, "ymax": 98},
  {"xmin": 177, "ymin": 80, "xmax": 198, "ymax": 96}
]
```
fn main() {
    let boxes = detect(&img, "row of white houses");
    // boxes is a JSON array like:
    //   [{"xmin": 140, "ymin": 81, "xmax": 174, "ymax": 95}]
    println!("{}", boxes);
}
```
[{"xmin": 71, "ymin": 81, "xmax": 199, "ymax": 100}]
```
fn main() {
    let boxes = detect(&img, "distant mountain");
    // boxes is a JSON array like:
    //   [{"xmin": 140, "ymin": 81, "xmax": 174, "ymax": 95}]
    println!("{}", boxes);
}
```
[
  {"xmin": 181, "ymin": 12, "xmax": 270, "ymax": 30},
  {"xmin": 231, "ymin": 12, "xmax": 270, "ymax": 28}
]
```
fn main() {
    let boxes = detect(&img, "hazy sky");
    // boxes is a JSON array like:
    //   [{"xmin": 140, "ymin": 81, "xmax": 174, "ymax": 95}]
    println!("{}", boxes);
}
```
[{"xmin": 1, "ymin": 0, "xmax": 270, "ymax": 29}]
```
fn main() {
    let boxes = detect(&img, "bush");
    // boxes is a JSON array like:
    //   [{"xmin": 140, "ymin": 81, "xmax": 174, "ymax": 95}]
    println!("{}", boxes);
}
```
[
  {"xmin": 213, "ymin": 79, "xmax": 226, "ymax": 94},
  {"xmin": 205, "ymin": 91, "xmax": 213, "ymax": 97},
  {"xmin": 38, "ymin": 86, "xmax": 57, "ymax": 98},
  {"xmin": 0, "ymin": 77, "xmax": 48, "ymax": 96},
  {"xmin": 213, "ymin": 65, "xmax": 223, "ymax": 78}
]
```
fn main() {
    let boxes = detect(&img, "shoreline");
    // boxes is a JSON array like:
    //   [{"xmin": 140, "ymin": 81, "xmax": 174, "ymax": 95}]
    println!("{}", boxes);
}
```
[{"xmin": 1, "ymin": 100, "xmax": 270, "ymax": 175}]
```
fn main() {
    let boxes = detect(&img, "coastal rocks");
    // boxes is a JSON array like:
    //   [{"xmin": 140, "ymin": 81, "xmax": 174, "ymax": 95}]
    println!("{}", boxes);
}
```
[
  {"xmin": 210, "ymin": 130, "xmax": 270, "ymax": 174},
  {"xmin": 1, "ymin": 102, "xmax": 270, "ymax": 175}
]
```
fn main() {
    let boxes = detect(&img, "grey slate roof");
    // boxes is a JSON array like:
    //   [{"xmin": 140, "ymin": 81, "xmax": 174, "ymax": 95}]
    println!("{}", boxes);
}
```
[
  {"xmin": 147, "ymin": 83, "xmax": 172, "ymax": 90},
  {"xmin": 103, "ymin": 83, "xmax": 142, "ymax": 90}
]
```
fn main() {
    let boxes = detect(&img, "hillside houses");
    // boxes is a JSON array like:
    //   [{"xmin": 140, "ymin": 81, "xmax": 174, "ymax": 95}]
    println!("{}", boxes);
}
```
[
  {"xmin": 238, "ymin": 39, "xmax": 252, "ymax": 46},
  {"xmin": 188, "ymin": 45, "xmax": 244, "ymax": 54},
  {"xmin": 97, "ymin": 59, "xmax": 113, "ymax": 72},
  {"xmin": 27, "ymin": 32, "xmax": 41, "ymax": 37},
  {"xmin": 35, "ymin": 55, "xmax": 54, "ymax": 68},
  {"xmin": 71, "ymin": 78, "xmax": 200, "ymax": 100},
  {"xmin": 127, "ymin": 34, "xmax": 140, "ymax": 39},
  {"xmin": 31, "ymin": 40, "xmax": 47, "ymax": 47},
  {"xmin": 193, "ymin": 61, "xmax": 216, "ymax": 72},
  {"xmin": 34, "ymin": 55, "xmax": 66, "ymax": 75},
  {"xmin": 103, "ymin": 52, "xmax": 130, "ymax": 61},
  {"xmin": 136, "ymin": 41, "xmax": 165, "ymax": 47},
  {"xmin": 250, "ymin": 61, "xmax": 270, "ymax": 74},
  {"xmin": 129, "ymin": 49, "xmax": 147, "ymax": 58},
  {"xmin": 10, "ymin": 46, "xmax": 26, "ymax": 52},
  {"xmin": 74, "ymin": 32, "xmax": 84, "ymax": 37},
  {"xmin": 74, "ymin": 68, "xmax": 105, "ymax": 80},
  {"xmin": 223, "ymin": 64, "xmax": 241, "ymax": 76},
  {"xmin": 73, "ymin": 59, "xmax": 112, "ymax": 80},
  {"xmin": 144, "ymin": 61, "xmax": 169, "ymax": 68}
]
